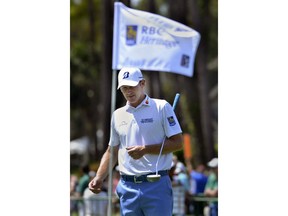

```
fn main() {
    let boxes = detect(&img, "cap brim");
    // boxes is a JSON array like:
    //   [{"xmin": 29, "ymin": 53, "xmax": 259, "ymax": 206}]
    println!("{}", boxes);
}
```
[{"xmin": 117, "ymin": 80, "xmax": 139, "ymax": 89}]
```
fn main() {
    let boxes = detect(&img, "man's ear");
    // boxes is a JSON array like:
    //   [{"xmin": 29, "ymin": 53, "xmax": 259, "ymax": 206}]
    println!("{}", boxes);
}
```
[{"xmin": 140, "ymin": 79, "xmax": 146, "ymax": 87}]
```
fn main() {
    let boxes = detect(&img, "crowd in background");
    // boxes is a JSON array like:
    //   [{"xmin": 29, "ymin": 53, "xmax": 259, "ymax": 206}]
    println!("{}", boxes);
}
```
[
  {"xmin": 170, "ymin": 156, "xmax": 218, "ymax": 216},
  {"xmin": 70, "ymin": 157, "xmax": 218, "ymax": 216}
]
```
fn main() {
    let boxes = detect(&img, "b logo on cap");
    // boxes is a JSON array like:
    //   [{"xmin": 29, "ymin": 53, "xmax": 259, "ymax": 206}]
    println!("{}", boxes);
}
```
[{"xmin": 123, "ymin": 72, "xmax": 129, "ymax": 79}]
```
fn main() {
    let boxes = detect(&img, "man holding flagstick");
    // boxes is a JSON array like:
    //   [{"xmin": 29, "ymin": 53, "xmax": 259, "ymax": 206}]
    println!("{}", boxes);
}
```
[
  {"xmin": 89, "ymin": 67, "xmax": 183, "ymax": 215},
  {"xmin": 89, "ymin": 1, "xmax": 200, "ymax": 215}
]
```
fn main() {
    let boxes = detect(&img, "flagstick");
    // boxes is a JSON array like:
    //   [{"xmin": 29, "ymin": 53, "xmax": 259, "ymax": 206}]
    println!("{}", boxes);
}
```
[
  {"xmin": 107, "ymin": 0, "xmax": 119, "ymax": 215},
  {"xmin": 107, "ymin": 69, "xmax": 117, "ymax": 216}
]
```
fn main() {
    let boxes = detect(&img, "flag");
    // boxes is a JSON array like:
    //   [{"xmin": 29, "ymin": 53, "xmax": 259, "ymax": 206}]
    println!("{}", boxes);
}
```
[{"xmin": 112, "ymin": 2, "xmax": 201, "ymax": 77}]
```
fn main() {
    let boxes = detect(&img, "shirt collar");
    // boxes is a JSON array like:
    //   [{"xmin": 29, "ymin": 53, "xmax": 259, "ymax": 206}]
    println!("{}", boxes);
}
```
[{"xmin": 126, "ymin": 94, "xmax": 150, "ymax": 111}]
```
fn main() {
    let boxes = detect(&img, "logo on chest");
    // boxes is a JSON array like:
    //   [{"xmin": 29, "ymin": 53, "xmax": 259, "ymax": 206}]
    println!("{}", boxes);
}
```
[
  {"xmin": 119, "ymin": 121, "xmax": 128, "ymax": 127},
  {"xmin": 140, "ymin": 118, "xmax": 153, "ymax": 124}
]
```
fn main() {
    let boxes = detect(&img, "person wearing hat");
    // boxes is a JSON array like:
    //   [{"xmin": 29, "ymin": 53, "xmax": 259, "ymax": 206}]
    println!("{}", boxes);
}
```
[
  {"xmin": 88, "ymin": 67, "xmax": 183, "ymax": 216},
  {"xmin": 204, "ymin": 158, "xmax": 218, "ymax": 216}
]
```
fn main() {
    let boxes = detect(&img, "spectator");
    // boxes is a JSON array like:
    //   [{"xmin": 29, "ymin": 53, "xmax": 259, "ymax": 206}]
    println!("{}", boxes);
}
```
[
  {"xmin": 191, "ymin": 164, "xmax": 208, "ymax": 194},
  {"xmin": 76, "ymin": 164, "xmax": 91, "ymax": 196},
  {"xmin": 70, "ymin": 175, "xmax": 79, "ymax": 215},
  {"xmin": 204, "ymin": 158, "xmax": 218, "ymax": 216},
  {"xmin": 189, "ymin": 163, "xmax": 208, "ymax": 216},
  {"xmin": 170, "ymin": 160, "xmax": 185, "ymax": 216},
  {"xmin": 83, "ymin": 171, "xmax": 108, "ymax": 216},
  {"xmin": 76, "ymin": 164, "xmax": 91, "ymax": 216},
  {"xmin": 172, "ymin": 155, "xmax": 191, "ymax": 215},
  {"xmin": 174, "ymin": 158, "xmax": 191, "ymax": 194}
]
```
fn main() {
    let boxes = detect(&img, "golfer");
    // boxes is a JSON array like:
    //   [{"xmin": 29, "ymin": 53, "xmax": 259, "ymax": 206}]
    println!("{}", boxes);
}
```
[{"xmin": 89, "ymin": 67, "xmax": 183, "ymax": 216}]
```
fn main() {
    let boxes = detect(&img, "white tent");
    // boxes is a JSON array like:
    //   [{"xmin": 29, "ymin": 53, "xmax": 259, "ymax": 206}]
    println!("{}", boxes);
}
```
[
  {"xmin": 70, "ymin": 136, "xmax": 90, "ymax": 166},
  {"xmin": 70, "ymin": 136, "xmax": 90, "ymax": 155}
]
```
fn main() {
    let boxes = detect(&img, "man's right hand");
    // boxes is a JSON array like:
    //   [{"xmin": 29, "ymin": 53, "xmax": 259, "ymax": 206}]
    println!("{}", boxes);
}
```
[{"xmin": 88, "ymin": 178, "xmax": 102, "ymax": 194}]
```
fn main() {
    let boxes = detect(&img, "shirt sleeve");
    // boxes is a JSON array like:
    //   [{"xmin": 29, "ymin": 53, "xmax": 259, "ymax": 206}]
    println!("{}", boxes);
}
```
[
  {"xmin": 108, "ymin": 112, "xmax": 120, "ymax": 146},
  {"xmin": 162, "ymin": 101, "xmax": 182, "ymax": 138}
]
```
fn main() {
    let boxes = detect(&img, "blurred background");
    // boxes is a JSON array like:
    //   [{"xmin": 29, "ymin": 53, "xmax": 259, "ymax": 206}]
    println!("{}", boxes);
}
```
[{"xmin": 70, "ymin": 0, "xmax": 218, "ymax": 173}]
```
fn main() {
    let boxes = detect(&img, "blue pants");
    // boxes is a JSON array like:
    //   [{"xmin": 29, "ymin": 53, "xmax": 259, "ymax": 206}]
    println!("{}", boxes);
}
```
[{"xmin": 116, "ymin": 175, "xmax": 173, "ymax": 216}]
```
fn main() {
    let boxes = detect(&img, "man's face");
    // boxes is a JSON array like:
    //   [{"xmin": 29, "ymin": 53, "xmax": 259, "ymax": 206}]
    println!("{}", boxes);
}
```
[{"xmin": 120, "ymin": 80, "xmax": 145, "ymax": 107}]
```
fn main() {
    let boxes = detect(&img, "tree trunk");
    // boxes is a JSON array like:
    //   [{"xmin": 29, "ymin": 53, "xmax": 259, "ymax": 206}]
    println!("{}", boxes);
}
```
[
  {"xmin": 87, "ymin": 0, "xmax": 99, "ymax": 158},
  {"xmin": 146, "ymin": 0, "xmax": 162, "ymax": 98},
  {"xmin": 190, "ymin": 0, "xmax": 215, "ymax": 162},
  {"xmin": 98, "ymin": 0, "xmax": 113, "ymax": 158}
]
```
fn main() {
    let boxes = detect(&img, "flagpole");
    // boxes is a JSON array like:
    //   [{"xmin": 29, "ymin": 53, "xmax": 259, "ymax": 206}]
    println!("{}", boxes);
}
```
[
  {"xmin": 107, "ymin": 0, "xmax": 119, "ymax": 214},
  {"xmin": 107, "ymin": 70, "xmax": 116, "ymax": 216}
]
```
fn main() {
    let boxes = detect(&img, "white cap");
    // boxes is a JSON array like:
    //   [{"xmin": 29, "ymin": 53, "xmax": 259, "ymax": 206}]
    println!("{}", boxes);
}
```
[
  {"xmin": 117, "ymin": 67, "xmax": 144, "ymax": 89},
  {"xmin": 207, "ymin": 158, "xmax": 218, "ymax": 168}
]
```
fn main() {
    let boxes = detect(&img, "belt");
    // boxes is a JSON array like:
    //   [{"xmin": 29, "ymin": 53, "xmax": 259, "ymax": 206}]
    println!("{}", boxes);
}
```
[{"xmin": 121, "ymin": 170, "xmax": 169, "ymax": 183}]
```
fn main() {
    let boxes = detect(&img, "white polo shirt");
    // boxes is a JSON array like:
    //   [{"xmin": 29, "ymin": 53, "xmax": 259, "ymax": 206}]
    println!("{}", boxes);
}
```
[{"xmin": 109, "ymin": 95, "xmax": 182, "ymax": 175}]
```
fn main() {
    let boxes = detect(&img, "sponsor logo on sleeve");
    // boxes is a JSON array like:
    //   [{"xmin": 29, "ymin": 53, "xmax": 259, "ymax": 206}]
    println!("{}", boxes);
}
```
[{"xmin": 167, "ymin": 116, "xmax": 176, "ymax": 126}]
